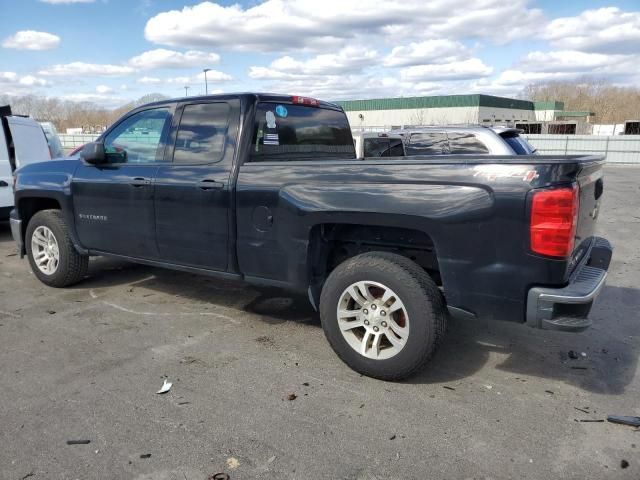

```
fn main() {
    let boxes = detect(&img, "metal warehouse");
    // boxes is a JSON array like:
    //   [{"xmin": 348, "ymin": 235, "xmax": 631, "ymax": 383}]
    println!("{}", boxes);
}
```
[{"xmin": 335, "ymin": 94, "xmax": 594, "ymax": 134}]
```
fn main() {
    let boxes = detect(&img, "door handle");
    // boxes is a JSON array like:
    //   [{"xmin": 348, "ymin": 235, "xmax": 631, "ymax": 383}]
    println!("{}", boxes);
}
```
[
  {"xmin": 130, "ymin": 177, "xmax": 151, "ymax": 187},
  {"xmin": 197, "ymin": 179, "xmax": 224, "ymax": 190}
]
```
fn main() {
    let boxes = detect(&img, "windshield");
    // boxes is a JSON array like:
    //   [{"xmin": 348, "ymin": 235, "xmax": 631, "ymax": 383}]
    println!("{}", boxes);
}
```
[
  {"xmin": 250, "ymin": 102, "xmax": 355, "ymax": 161},
  {"xmin": 501, "ymin": 133, "xmax": 537, "ymax": 155}
]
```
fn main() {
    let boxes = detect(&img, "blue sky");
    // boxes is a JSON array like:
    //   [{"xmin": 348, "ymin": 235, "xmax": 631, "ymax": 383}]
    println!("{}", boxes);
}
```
[{"xmin": 1, "ymin": 0, "xmax": 639, "ymax": 107}]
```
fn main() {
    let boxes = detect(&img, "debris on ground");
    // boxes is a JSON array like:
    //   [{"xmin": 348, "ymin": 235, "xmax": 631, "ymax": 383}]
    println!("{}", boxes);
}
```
[
  {"xmin": 607, "ymin": 415, "xmax": 640, "ymax": 427},
  {"xmin": 389, "ymin": 434, "xmax": 397, "ymax": 440},
  {"xmin": 140, "ymin": 454, "xmax": 152, "ymax": 459},
  {"xmin": 208, "ymin": 474, "xmax": 230, "ymax": 480},
  {"xmin": 570, "ymin": 366, "xmax": 588, "ymax": 370},
  {"xmin": 443, "ymin": 386, "xmax": 456, "ymax": 391},
  {"xmin": 574, "ymin": 407, "xmax": 590, "ymax": 414},
  {"xmin": 577, "ymin": 419, "xmax": 604, "ymax": 423},
  {"xmin": 156, "ymin": 379, "xmax": 172, "ymax": 394},
  {"xmin": 21, "ymin": 471, "xmax": 34, "ymax": 479},
  {"xmin": 226, "ymin": 457, "xmax": 240, "ymax": 470},
  {"xmin": 581, "ymin": 352, "xmax": 587, "ymax": 357},
  {"xmin": 302, "ymin": 382, "xmax": 310, "ymax": 386},
  {"xmin": 267, "ymin": 455, "xmax": 276, "ymax": 464},
  {"xmin": 66, "ymin": 439, "xmax": 91, "ymax": 445},
  {"xmin": 567, "ymin": 350, "xmax": 579, "ymax": 359},
  {"xmin": 285, "ymin": 393, "xmax": 297, "ymax": 401},
  {"xmin": 47, "ymin": 310, "xmax": 56, "ymax": 315},
  {"xmin": 485, "ymin": 385, "xmax": 493, "ymax": 390},
  {"xmin": 545, "ymin": 390, "xmax": 554, "ymax": 395}
]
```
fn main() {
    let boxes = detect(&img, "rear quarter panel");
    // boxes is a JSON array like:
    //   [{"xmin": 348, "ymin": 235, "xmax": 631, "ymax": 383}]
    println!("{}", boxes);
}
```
[{"xmin": 235, "ymin": 157, "xmax": 587, "ymax": 322}]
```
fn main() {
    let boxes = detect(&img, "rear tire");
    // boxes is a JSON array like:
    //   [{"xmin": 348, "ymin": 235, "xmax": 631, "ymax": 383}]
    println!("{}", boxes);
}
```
[
  {"xmin": 26, "ymin": 210, "xmax": 88, "ymax": 287},
  {"xmin": 319, "ymin": 252, "xmax": 447, "ymax": 381}
]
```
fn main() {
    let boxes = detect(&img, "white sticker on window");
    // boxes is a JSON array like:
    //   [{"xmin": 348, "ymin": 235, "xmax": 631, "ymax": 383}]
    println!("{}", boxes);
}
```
[{"xmin": 266, "ymin": 111, "xmax": 276, "ymax": 129}]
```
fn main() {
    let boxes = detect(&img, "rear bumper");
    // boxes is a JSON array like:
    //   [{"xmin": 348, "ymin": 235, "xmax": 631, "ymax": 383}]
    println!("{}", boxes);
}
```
[
  {"xmin": 9, "ymin": 209, "xmax": 23, "ymax": 256},
  {"xmin": 526, "ymin": 237, "xmax": 612, "ymax": 332}
]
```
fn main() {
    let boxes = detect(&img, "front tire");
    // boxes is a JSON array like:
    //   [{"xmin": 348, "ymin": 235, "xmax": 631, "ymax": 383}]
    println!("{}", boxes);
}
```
[
  {"xmin": 319, "ymin": 252, "xmax": 446, "ymax": 381},
  {"xmin": 26, "ymin": 210, "xmax": 88, "ymax": 287}
]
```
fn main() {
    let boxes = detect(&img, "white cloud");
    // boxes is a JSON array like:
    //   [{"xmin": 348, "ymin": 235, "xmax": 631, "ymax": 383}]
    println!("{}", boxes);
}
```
[
  {"xmin": 0, "ymin": 71, "xmax": 51, "ymax": 95},
  {"xmin": 38, "ymin": 62, "xmax": 135, "ymax": 77},
  {"xmin": 128, "ymin": 48, "xmax": 220, "ymax": 70},
  {"xmin": 137, "ymin": 76, "xmax": 162, "ymax": 84},
  {"xmin": 399, "ymin": 58, "xmax": 493, "ymax": 81},
  {"xmin": 249, "ymin": 46, "xmax": 377, "ymax": 80},
  {"xmin": 95, "ymin": 85, "xmax": 113, "ymax": 94},
  {"xmin": 543, "ymin": 7, "xmax": 640, "ymax": 54},
  {"xmin": 383, "ymin": 40, "xmax": 470, "ymax": 67},
  {"xmin": 2, "ymin": 30, "xmax": 60, "ymax": 50},
  {"xmin": 144, "ymin": 0, "xmax": 543, "ymax": 52}
]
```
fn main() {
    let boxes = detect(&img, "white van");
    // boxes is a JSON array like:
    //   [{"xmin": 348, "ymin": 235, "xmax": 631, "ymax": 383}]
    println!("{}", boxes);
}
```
[{"xmin": 1, "ymin": 109, "xmax": 51, "ymax": 219}]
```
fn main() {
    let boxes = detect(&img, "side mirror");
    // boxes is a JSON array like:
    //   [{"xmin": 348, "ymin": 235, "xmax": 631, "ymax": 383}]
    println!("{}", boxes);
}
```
[{"xmin": 80, "ymin": 142, "xmax": 106, "ymax": 165}]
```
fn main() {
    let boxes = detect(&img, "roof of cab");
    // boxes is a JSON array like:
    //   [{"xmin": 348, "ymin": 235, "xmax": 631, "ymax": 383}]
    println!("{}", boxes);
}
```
[{"xmin": 136, "ymin": 93, "xmax": 344, "ymax": 112}]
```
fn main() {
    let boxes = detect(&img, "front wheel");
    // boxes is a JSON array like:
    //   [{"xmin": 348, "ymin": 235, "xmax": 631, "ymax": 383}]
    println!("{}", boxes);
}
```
[
  {"xmin": 26, "ymin": 210, "xmax": 88, "ymax": 287},
  {"xmin": 319, "ymin": 252, "xmax": 446, "ymax": 381}
]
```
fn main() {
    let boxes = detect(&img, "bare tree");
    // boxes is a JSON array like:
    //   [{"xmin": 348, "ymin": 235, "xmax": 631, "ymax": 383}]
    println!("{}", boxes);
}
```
[
  {"xmin": 521, "ymin": 77, "xmax": 640, "ymax": 124},
  {"xmin": 0, "ymin": 93, "xmax": 169, "ymax": 132}
]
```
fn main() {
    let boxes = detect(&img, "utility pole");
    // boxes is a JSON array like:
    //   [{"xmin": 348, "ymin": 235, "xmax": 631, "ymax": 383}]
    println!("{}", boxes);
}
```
[
  {"xmin": 203, "ymin": 68, "xmax": 211, "ymax": 95},
  {"xmin": 184, "ymin": 85, "xmax": 190, "ymax": 97}
]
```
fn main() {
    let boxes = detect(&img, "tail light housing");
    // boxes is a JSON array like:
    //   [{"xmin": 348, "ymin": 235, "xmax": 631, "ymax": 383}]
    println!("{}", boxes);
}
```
[{"xmin": 530, "ymin": 185, "xmax": 579, "ymax": 257}]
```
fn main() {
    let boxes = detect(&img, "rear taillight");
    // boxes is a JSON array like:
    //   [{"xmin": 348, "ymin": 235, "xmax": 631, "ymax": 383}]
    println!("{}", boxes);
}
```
[
  {"xmin": 292, "ymin": 96, "xmax": 320, "ymax": 107},
  {"xmin": 530, "ymin": 185, "xmax": 579, "ymax": 257}
]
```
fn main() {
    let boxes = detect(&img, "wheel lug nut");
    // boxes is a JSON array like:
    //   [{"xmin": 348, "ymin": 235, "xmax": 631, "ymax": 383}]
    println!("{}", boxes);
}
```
[
  {"xmin": 371, "ymin": 304, "xmax": 377, "ymax": 310},
  {"xmin": 382, "ymin": 321, "xmax": 387, "ymax": 327},
  {"xmin": 364, "ymin": 320, "xmax": 370, "ymax": 325},
  {"xmin": 373, "ymin": 326, "xmax": 379, "ymax": 332},
  {"xmin": 363, "ymin": 309, "xmax": 368, "ymax": 315},
  {"xmin": 380, "ymin": 310, "xmax": 386, "ymax": 316}
]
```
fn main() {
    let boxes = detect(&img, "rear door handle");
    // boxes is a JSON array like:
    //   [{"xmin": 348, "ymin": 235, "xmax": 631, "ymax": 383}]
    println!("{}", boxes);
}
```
[
  {"xmin": 198, "ymin": 179, "xmax": 224, "ymax": 190},
  {"xmin": 130, "ymin": 177, "xmax": 151, "ymax": 187}
]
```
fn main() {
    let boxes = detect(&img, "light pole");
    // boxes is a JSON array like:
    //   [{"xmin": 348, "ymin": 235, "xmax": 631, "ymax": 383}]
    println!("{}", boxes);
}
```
[
  {"xmin": 184, "ymin": 85, "xmax": 190, "ymax": 97},
  {"xmin": 203, "ymin": 68, "xmax": 211, "ymax": 95}
]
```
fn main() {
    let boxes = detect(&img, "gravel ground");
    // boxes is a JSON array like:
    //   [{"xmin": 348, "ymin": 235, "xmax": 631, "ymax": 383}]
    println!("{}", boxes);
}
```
[{"xmin": 0, "ymin": 165, "xmax": 638, "ymax": 480}]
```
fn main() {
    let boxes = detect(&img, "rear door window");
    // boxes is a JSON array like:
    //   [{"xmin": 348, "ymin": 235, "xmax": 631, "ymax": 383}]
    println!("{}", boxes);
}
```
[
  {"xmin": 363, "ymin": 138, "xmax": 405, "ymax": 157},
  {"xmin": 447, "ymin": 132, "xmax": 489, "ymax": 154},
  {"xmin": 173, "ymin": 102, "xmax": 230, "ymax": 163},
  {"xmin": 250, "ymin": 103, "xmax": 355, "ymax": 161},
  {"xmin": 406, "ymin": 132, "xmax": 448, "ymax": 155}
]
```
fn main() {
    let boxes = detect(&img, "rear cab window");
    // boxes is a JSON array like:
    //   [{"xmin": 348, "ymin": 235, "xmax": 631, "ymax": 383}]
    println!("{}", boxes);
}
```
[{"xmin": 250, "ymin": 102, "xmax": 355, "ymax": 161}]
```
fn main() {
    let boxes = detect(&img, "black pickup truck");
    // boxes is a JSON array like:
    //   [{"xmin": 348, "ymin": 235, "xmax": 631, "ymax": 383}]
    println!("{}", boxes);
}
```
[{"xmin": 10, "ymin": 93, "xmax": 612, "ymax": 380}]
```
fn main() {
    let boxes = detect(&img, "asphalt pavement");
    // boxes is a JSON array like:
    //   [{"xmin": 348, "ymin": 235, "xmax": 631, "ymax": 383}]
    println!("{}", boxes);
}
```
[{"xmin": 0, "ymin": 165, "xmax": 639, "ymax": 479}]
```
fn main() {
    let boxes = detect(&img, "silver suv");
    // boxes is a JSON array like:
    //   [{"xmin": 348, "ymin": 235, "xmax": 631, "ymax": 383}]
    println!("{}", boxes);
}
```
[{"xmin": 392, "ymin": 126, "xmax": 537, "ymax": 156}]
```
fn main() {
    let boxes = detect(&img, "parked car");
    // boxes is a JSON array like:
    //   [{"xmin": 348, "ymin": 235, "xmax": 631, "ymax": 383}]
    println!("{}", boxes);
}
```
[
  {"xmin": 491, "ymin": 126, "xmax": 537, "ymax": 155},
  {"xmin": 353, "ymin": 132, "xmax": 405, "ymax": 159},
  {"xmin": 39, "ymin": 121, "xmax": 65, "ymax": 158},
  {"xmin": 10, "ymin": 93, "xmax": 612, "ymax": 380},
  {"xmin": 0, "ymin": 106, "xmax": 51, "ymax": 220},
  {"xmin": 394, "ymin": 126, "xmax": 536, "ymax": 156}
]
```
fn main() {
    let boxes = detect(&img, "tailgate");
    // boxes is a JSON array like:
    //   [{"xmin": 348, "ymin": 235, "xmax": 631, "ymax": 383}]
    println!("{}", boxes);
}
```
[{"xmin": 571, "ymin": 159, "xmax": 605, "ymax": 267}]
